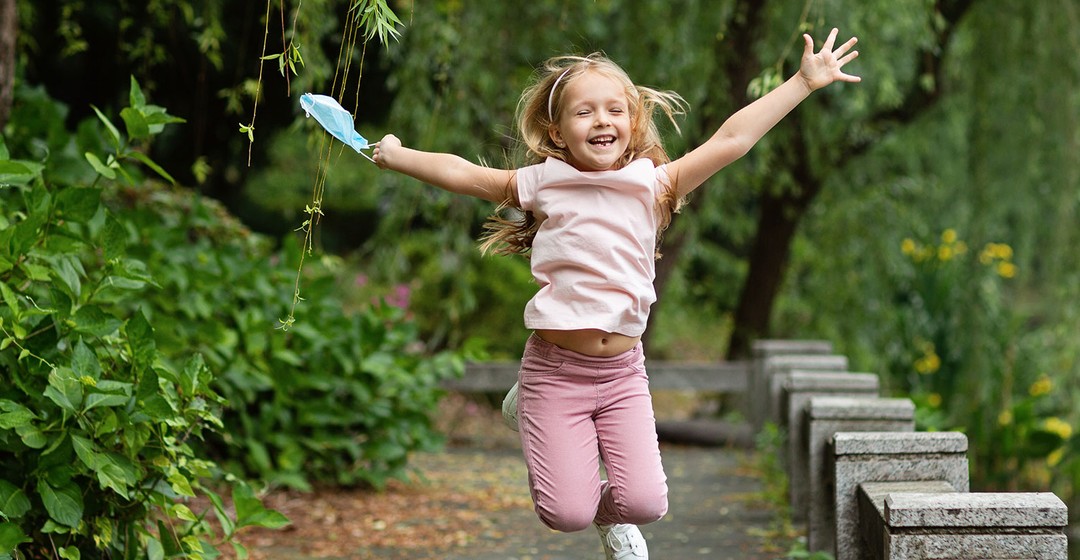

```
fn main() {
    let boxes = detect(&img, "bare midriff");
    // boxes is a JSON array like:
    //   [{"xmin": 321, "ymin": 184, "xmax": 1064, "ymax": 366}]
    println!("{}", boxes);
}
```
[{"xmin": 534, "ymin": 328, "xmax": 640, "ymax": 357}]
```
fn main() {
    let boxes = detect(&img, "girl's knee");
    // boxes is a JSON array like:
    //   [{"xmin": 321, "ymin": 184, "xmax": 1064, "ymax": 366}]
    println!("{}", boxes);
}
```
[
  {"xmin": 535, "ymin": 503, "xmax": 596, "ymax": 533},
  {"xmin": 618, "ymin": 485, "xmax": 668, "ymax": 525}
]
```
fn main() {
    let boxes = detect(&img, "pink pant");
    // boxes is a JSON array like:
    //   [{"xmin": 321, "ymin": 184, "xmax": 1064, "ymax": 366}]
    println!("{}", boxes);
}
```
[{"xmin": 516, "ymin": 334, "xmax": 668, "ymax": 532}]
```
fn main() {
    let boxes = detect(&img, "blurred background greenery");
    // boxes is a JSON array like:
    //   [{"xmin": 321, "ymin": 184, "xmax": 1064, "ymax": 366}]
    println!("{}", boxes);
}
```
[{"xmin": 3, "ymin": 0, "xmax": 1079, "ymax": 546}]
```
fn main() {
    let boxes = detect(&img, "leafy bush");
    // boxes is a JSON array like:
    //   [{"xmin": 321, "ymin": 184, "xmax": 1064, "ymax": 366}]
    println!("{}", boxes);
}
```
[
  {"xmin": 0, "ymin": 80, "xmax": 286, "ymax": 558},
  {"xmin": 886, "ymin": 229, "xmax": 1074, "ymax": 491},
  {"xmin": 117, "ymin": 191, "xmax": 465, "ymax": 489},
  {"xmin": 0, "ymin": 75, "xmax": 461, "ymax": 558}
]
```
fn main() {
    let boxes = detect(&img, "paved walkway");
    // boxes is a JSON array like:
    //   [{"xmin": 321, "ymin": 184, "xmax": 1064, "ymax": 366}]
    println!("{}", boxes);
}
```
[
  {"xmin": 238, "ymin": 398, "xmax": 787, "ymax": 560},
  {"xmin": 433, "ymin": 443, "xmax": 779, "ymax": 560}
]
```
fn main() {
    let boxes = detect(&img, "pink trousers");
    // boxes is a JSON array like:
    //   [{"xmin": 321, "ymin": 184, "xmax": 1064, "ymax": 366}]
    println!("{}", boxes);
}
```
[{"xmin": 516, "ymin": 333, "xmax": 668, "ymax": 532}]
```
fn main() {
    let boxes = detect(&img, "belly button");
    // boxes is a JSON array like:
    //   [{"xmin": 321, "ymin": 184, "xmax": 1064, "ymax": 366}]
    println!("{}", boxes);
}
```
[{"xmin": 600, "ymin": 338, "xmax": 608, "ymax": 345}]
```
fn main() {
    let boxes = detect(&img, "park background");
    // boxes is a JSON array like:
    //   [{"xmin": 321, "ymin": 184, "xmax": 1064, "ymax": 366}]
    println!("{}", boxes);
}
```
[{"xmin": 1, "ymin": 0, "xmax": 1078, "ymax": 557}]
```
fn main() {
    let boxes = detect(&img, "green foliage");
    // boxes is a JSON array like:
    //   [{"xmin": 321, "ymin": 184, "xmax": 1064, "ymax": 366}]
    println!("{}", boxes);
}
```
[
  {"xmin": 117, "ymin": 192, "xmax": 465, "ymax": 488},
  {"xmin": 880, "ymin": 230, "xmax": 1074, "ymax": 492},
  {"xmin": 0, "ymin": 73, "xmax": 462, "ymax": 557},
  {"xmin": 0, "ymin": 85, "xmax": 286, "ymax": 557}
]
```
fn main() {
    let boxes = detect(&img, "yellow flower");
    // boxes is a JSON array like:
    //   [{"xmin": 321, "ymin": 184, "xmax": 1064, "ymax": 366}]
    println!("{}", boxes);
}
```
[
  {"xmin": 941, "ymin": 229, "xmax": 958, "ymax": 244},
  {"xmin": 901, "ymin": 238, "xmax": 917, "ymax": 256},
  {"xmin": 998, "ymin": 410, "xmax": 1013, "ymax": 426},
  {"xmin": 995, "ymin": 243, "xmax": 1014, "ymax": 260},
  {"xmin": 915, "ymin": 353, "xmax": 941, "ymax": 374},
  {"xmin": 1047, "ymin": 448, "xmax": 1065, "ymax": 467},
  {"xmin": 1043, "ymin": 417, "xmax": 1073, "ymax": 440},
  {"xmin": 981, "ymin": 242, "xmax": 1015, "ymax": 263},
  {"xmin": 1029, "ymin": 375, "xmax": 1052, "ymax": 397},
  {"xmin": 938, "ymin": 245, "xmax": 954, "ymax": 262},
  {"xmin": 926, "ymin": 393, "xmax": 942, "ymax": 408},
  {"xmin": 996, "ymin": 261, "xmax": 1017, "ymax": 279}
]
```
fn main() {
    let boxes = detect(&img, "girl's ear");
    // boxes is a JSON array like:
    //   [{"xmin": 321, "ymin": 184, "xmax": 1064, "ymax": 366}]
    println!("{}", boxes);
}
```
[{"xmin": 548, "ymin": 125, "xmax": 565, "ymax": 148}]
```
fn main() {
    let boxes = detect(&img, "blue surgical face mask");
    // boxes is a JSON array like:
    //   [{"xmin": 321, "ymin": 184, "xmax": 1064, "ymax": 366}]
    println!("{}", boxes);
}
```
[{"xmin": 300, "ymin": 93, "xmax": 371, "ymax": 156}]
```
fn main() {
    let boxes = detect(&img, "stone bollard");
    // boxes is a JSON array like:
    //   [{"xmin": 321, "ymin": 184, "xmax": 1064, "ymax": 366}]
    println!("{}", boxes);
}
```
[
  {"xmin": 859, "ymin": 481, "xmax": 959, "ymax": 559},
  {"xmin": 762, "ymin": 354, "xmax": 849, "ymax": 429},
  {"xmin": 782, "ymin": 371, "xmax": 880, "ymax": 522},
  {"xmin": 805, "ymin": 398, "xmax": 917, "ymax": 555},
  {"xmin": 750, "ymin": 340, "xmax": 834, "ymax": 431},
  {"xmin": 825, "ymin": 431, "xmax": 969, "ymax": 560},
  {"xmin": 860, "ymin": 483, "xmax": 1068, "ymax": 560}
]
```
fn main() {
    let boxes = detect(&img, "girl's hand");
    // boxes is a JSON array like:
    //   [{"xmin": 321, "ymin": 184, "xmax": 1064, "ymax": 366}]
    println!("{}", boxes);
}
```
[
  {"xmin": 799, "ymin": 28, "xmax": 861, "ymax": 92},
  {"xmin": 372, "ymin": 133, "xmax": 402, "ymax": 170}
]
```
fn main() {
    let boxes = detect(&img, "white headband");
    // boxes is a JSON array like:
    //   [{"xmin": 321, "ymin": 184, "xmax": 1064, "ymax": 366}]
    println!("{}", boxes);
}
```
[{"xmin": 546, "ymin": 67, "xmax": 574, "ymax": 122}]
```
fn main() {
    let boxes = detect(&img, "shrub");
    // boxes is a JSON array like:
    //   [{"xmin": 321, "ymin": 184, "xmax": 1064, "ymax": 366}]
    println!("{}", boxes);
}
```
[
  {"xmin": 887, "ymin": 229, "xmax": 1073, "ymax": 491},
  {"xmin": 0, "ymin": 80, "xmax": 286, "ymax": 557}
]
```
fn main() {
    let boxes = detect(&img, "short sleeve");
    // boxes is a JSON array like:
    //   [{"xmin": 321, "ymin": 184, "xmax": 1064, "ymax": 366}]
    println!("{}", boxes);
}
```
[
  {"xmin": 515, "ymin": 162, "xmax": 543, "ymax": 211},
  {"xmin": 655, "ymin": 163, "xmax": 672, "ymax": 197}
]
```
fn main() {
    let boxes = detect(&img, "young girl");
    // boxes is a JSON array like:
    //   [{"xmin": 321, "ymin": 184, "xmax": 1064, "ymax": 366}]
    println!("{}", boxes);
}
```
[{"xmin": 373, "ymin": 28, "xmax": 860, "ymax": 559}]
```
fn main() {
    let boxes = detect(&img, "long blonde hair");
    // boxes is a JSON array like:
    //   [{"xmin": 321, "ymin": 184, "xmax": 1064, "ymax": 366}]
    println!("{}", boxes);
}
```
[{"xmin": 480, "ymin": 53, "xmax": 688, "ymax": 257}]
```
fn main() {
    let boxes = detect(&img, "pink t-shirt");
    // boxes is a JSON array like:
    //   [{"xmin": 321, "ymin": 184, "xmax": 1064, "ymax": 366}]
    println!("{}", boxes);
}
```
[{"xmin": 516, "ymin": 157, "xmax": 669, "ymax": 337}]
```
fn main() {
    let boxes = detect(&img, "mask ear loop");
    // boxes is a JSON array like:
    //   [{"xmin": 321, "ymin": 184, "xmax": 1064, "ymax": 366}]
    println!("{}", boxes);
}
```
[{"xmin": 547, "ymin": 67, "xmax": 574, "ymax": 123}]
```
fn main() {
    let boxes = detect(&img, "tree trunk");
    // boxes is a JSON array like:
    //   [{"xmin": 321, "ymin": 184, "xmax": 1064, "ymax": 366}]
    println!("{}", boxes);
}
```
[
  {"xmin": 0, "ymin": 0, "xmax": 15, "ymax": 130},
  {"xmin": 726, "ymin": 189, "xmax": 805, "ymax": 358},
  {"xmin": 645, "ymin": 0, "xmax": 763, "ymax": 352}
]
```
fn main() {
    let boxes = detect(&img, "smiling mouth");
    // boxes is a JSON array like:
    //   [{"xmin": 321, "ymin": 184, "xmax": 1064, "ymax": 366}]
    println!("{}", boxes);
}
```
[{"xmin": 589, "ymin": 135, "xmax": 616, "ymax": 148}]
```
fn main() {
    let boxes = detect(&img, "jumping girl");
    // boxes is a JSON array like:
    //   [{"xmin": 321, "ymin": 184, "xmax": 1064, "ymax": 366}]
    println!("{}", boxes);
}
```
[{"xmin": 372, "ymin": 27, "xmax": 860, "ymax": 560}]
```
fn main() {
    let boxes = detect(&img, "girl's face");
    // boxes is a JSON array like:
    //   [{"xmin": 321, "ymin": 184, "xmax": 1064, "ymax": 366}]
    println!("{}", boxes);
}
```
[{"xmin": 549, "ymin": 70, "xmax": 632, "ymax": 172}]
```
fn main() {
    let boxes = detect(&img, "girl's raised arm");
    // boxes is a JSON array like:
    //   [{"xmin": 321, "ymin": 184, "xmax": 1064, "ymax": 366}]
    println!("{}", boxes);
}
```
[
  {"xmin": 666, "ymin": 28, "xmax": 860, "ymax": 197},
  {"xmin": 372, "ymin": 134, "xmax": 517, "ymax": 204}
]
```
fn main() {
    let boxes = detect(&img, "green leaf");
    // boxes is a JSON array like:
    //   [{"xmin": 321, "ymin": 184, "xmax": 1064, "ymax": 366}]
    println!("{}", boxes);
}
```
[
  {"xmin": 101, "ymin": 213, "xmax": 127, "ymax": 260},
  {"xmin": 125, "ymin": 310, "xmax": 156, "ymax": 369},
  {"xmin": 55, "ymin": 187, "xmax": 101, "ymax": 223},
  {"xmin": 48, "ymin": 254, "xmax": 83, "ymax": 300},
  {"xmin": 84, "ymin": 387, "xmax": 131, "ymax": 411},
  {"xmin": 0, "ymin": 522, "xmax": 31, "ymax": 554},
  {"xmin": 167, "ymin": 471, "xmax": 194, "ymax": 498},
  {"xmin": 58, "ymin": 545, "xmax": 80, "ymax": 559},
  {"xmin": 96, "ymin": 453, "xmax": 138, "ymax": 496},
  {"xmin": 71, "ymin": 340, "xmax": 102, "ymax": 382},
  {"xmin": 127, "ymin": 151, "xmax": 176, "ymax": 184},
  {"xmin": 84, "ymin": 152, "xmax": 116, "ymax": 179},
  {"xmin": 0, "ymin": 480, "xmax": 31, "ymax": 519},
  {"xmin": 71, "ymin": 435, "xmax": 100, "ymax": 470},
  {"xmin": 205, "ymin": 489, "xmax": 235, "ymax": 536},
  {"xmin": 232, "ymin": 482, "xmax": 290, "ymax": 530},
  {"xmin": 90, "ymin": 105, "xmax": 123, "ymax": 149},
  {"xmin": 0, "ymin": 282, "xmax": 17, "ymax": 319},
  {"xmin": 156, "ymin": 520, "xmax": 182, "ymax": 557},
  {"xmin": 120, "ymin": 107, "xmax": 150, "ymax": 141},
  {"xmin": 0, "ymin": 159, "xmax": 40, "ymax": 187},
  {"xmin": 179, "ymin": 354, "xmax": 206, "ymax": 399},
  {"xmin": 72, "ymin": 305, "xmax": 123, "ymax": 338},
  {"xmin": 128, "ymin": 76, "xmax": 146, "ymax": 109},
  {"xmin": 37, "ymin": 480, "xmax": 83, "ymax": 528},
  {"xmin": 136, "ymin": 370, "xmax": 175, "ymax": 420},
  {"xmin": 0, "ymin": 400, "xmax": 36, "ymax": 429},
  {"xmin": 146, "ymin": 536, "xmax": 164, "ymax": 560},
  {"xmin": 15, "ymin": 426, "xmax": 46, "ymax": 449},
  {"xmin": 44, "ymin": 369, "xmax": 84, "ymax": 412}
]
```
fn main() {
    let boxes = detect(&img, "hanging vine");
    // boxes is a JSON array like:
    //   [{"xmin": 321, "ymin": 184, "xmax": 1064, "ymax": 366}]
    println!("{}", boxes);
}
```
[{"xmin": 241, "ymin": 0, "xmax": 403, "ymax": 330}]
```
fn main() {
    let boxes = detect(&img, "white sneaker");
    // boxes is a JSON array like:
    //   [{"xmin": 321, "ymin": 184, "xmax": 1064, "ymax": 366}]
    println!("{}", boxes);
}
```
[
  {"xmin": 595, "ymin": 523, "xmax": 648, "ymax": 559},
  {"xmin": 501, "ymin": 381, "xmax": 519, "ymax": 432}
]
